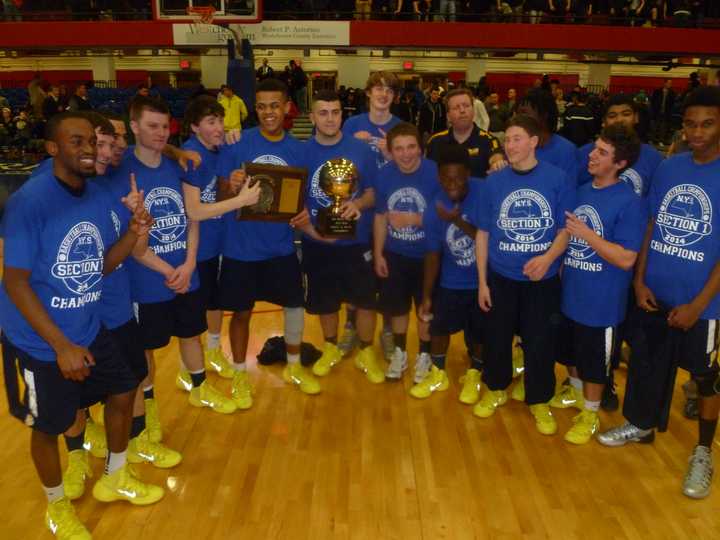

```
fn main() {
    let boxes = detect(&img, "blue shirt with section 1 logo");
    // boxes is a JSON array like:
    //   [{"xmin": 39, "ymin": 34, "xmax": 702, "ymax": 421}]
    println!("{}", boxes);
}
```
[
  {"xmin": 109, "ymin": 152, "xmax": 199, "ymax": 303},
  {"xmin": 576, "ymin": 142, "xmax": 663, "ymax": 197},
  {"xmin": 473, "ymin": 161, "xmax": 575, "ymax": 281},
  {"xmin": 0, "ymin": 173, "xmax": 115, "ymax": 362},
  {"xmin": 217, "ymin": 127, "xmax": 304, "ymax": 261},
  {"xmin": 536, "ymin": 134, "xmax": 579, "ymax": 186},
  {"xmin": 301, "ymin": 135, "xmax": 377, "ymax": 246},
  {"xmin": 561, "ymin": 181, "xmax": 647, "ymax": 327},
  {"xmin": 93, "ymin": 176, "xmax": 134, "ymax": 330},
  {"xmin": 342, "ymin": 113, "xmax": 402, "ymax": 170},
  {"xmin": 645, "ymin": 153, "xmax": 720, "ymax": 319},
  {"xmin": 182, "ymin": 135, "xmax": 232, "ymax": 262},
  {"xmin": 375, "ymin": 158, "xmax": 441, "ymax": 259},
  {"xmin": 424, "ymin": 178, "xmax": 482, "ymax": 290}
]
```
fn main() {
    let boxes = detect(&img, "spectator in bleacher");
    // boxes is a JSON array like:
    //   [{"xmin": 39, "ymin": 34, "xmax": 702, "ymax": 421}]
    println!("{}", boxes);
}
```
[
  {"xmin": 355, "ymin": 0, "xmax": 371, "ymax": 19},
  {"xmin": 650, "ymin": 78, "xmax": 675, "ymax": 144},
  {"xmin": 435, "ymin": 0, "xmax": 458, "ymax": 21},
  {"xmin": 395, "ymin": 90, "xmax": 418, "ymax": 123},
  {"xmin": 554, "ymin": 86, "xmax": 566, "ymax": 128},
  {"xmin": 42, "ymin": 85, "xmax": 64, "ymax": 121},
  {"xmin": 609, "ymin": 0, "xmax": 628, "ymax": 24},
  {"xmin": 218, "ymin": 84, "xmax": 249, "ymax": 132},
  {"xmin": 136, "ymin": 83, "xmax": 150, "ymax": 97},
  {"xmin": 290, "ymin": 60, "xmax": 309, "ymax": 114},
  {"xmin": 256, "ymin": 58, "xmax": 275, "ymax": 81},
  {"xmin": 485, "ymin": 92, "xmax": 505, "ymax": 141},
  {"xmin": 0, "ymin": 94, "xmax": 9, "ymax": 111},
  {"xmin": 473, "ymin": 89, "xmax": 490, "ymax": 130},
  {"xmin": 0, "ymin": 107, "xmax": 16, "ymax": 145},
  {"xmin": 394, "ymin": 0, "xmax": 417, "ymax": 19},
  {"xmin": 572, "ymin": 0, "xmax": 592, "ymax": 23},
  {"xmin": 561, "ymin": 90, "xmax": 596, "ymax": 146},
  {"xmin": 27, "ymin": 74, "xmax": 46, "ymax": 120},
  {"xmin": 525, "ymin": 0, "xmax": 547, "ymax": 22},
  {"xmin": 548, "ymin": 0, "xmax": 570, "ymax": 21},
  {"xmin": 499, "ymin": 87, "xmax": 516, "ymax": 126},
  {"xmin": 67, "ymin": 83, "xmax": 93, "ymax": 111},
  {"xmin": 342, "ymin": 88, "xmax": 360, "ymax": 120},
  {"xmin": 415, "ymin": 0, "xmax": 431, "ymax": 20}
]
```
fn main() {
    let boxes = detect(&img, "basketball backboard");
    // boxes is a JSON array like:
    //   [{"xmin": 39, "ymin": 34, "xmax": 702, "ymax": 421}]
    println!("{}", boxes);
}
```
[{"xmin": 153, "ymin": 0, "xmax": 262, "ymax": 23}]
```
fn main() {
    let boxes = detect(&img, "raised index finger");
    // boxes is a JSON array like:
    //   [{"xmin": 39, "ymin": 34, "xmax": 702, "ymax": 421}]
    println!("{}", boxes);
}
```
[{"xmin": 130, "ymin": 172, "xmax": 138, "ymax": 194}]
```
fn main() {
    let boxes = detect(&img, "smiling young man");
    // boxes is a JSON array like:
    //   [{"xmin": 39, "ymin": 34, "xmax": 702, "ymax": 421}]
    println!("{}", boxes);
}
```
[
  {"xmin": 217, "ymin": 78, "xmax": 320, "ymax": 398},
  {"xmin": 557, "ymin": 124, "xmax": 645, "ymax": 445},
  {"xmin": 296, "ymin": 90, "xmax": 382, "ymax": 382},
  {"xmin": 0, "ymin": 112, "xmax": 162, "ymax": 539},
  {"xmin": 473, "ymin": 114, "xmax": 574, "ymax": 435},
  {"xmin": 175, "ymin": 96, "xmax": 260, "ymax": 402},
  {"xmin": 374, "ymin": 122, "xmax": 441, "ymax": 382},
  {"xmin": 412, "ymin": 144, "xmax": 485, "ymax": 402},
  {"xmin": 598, "ymin": 87, "xmax": 720, "ymax": 499}
]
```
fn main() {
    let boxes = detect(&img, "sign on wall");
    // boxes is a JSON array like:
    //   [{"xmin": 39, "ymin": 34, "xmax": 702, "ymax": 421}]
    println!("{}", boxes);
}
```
[
  {"xmin": 173, "ymin": 23, "xmax": 236, "ymax": 46},
  {"xmin": 230, "ymin": 21, "xmax": 350, "ymax": 47}
]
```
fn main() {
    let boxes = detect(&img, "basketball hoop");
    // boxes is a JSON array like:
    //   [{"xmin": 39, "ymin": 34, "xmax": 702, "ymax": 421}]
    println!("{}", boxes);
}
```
[{"xmin": 186, "ymin": 5, "xmax": 216, "ymax": 24}]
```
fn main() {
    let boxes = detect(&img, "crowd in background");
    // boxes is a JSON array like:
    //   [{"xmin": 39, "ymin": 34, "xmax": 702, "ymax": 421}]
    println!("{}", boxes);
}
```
[{"xmin": 2, "ymin": 0, "xmax": 719, "ymax": 25}]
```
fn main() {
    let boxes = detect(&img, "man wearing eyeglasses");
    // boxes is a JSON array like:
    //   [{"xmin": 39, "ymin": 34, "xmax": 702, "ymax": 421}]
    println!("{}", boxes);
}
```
[{"xmin": 426, "ymin": 88, "xmax": 506, "ymax": 178}]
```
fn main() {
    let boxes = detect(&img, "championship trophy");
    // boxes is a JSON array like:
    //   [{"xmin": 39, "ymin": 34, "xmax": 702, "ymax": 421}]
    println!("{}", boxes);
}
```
[{"xmin": 317, "ymin": 158, "xmax": 359, "ymax": 238}]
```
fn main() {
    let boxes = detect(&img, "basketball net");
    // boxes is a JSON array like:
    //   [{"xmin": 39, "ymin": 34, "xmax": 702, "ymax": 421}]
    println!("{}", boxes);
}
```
[{"xmin": 186, "ymin": 5, "xmax": 216, "ymax": 25}]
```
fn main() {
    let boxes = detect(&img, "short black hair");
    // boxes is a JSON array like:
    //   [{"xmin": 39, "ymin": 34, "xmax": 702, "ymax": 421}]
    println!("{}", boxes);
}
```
[
  {"xmin": 435, "ymin": 143, "xmax": 470, "ymax": 170},
  {"xmin": 683, "ymin": 86, "xmax": 720, "ymax": 113},
  {"xmin": 45, "ymin": 111, "xmax": 92, "ymax": 142},
  {"xmin": 185, "ymin": 95, "xmax": 225, "ymax": 127},
  {"xmin": 604, "ymin": 94, "xmax": 637, "ymax": 117},
  {"xmin": 256, "ymin": 78, "xmax": 289, "ymax": 99},
  {"xmin": 96, "ymin": 108, "xmax": 126, "ymax": 123},
  {"xmin": 312, "ymin": 90, "xmax": 341, "ymax": 104},
  {"xmin": 84, "ymin": 111, "xmax": 115, "ymax": 135},
  {"xmin": 129, "ymin": 95, "xmax": 170, "ymax": 122},
  {"xmin": 599, "ymin": 124, "xmax": 641, "ymax": 174},
  {"xmin": 506, "ymin": 113, "xmax": 542, "ymax": 139},
  {"xmin": 517, "ymin": 88, "xmax": 559, "ymax": 133}
]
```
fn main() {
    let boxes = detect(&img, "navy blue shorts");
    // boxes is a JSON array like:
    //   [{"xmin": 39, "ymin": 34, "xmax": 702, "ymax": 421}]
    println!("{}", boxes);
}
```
[
  {"xmin": 2, "ymin": 327, "xmax": 137, "ymax": 435},
  {"xmin": 430, "ymin": 287, "xmax": 484, "ymax": 344},
  {"xmin": 557, "ymin": 316, "xmax": 619, "ymax": 384},
  {"xmin": 378, "ymin": 251, "xmax": 424, "ymax": 316},
  {"xmin": 218, "ymin": 254, "xmax": 304, "ymax": 312},
  {"xmin": 135, "ymin": 288, "xmax": 208, "ymax": 350},
  {"xmin": 197, "ymin": 255, "xmax": 222, "ymax": 312}
]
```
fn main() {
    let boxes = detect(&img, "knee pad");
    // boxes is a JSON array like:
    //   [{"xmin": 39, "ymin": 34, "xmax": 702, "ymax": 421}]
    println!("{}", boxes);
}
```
[
  {"xmin": 283, "ymin": 307, "xmax": 304, "ymax": 345},
  {"xmin": 693, "ymin": 374, "xmax": 719, "ymax": 397}
]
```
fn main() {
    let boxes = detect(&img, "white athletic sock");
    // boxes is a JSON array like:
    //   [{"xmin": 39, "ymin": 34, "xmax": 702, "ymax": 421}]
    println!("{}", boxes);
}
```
[
  {"xmin": 206, "ymin": 333, "xmax": 221, "ymax": 350},
  {"xmin": 287, "ymin": 352, "xmax": 300, "ymax": 364},
  {"xmin": 232, "ymin": 362, "xmax": 246, "ymax": 372},
  {"xmin": 43, "ymin": 483, "xmax": 65, "ymax": 503},
  {"xmin": 584, "ymin": 399, "xmax": 600, "ymax": 412},
  {"xmin": 105, "ymin": 450, "xmax": 127, "ymax": 476},
  {"xmin": 569, "ymin": 376, "xmax": 583, "ymax": 391}
]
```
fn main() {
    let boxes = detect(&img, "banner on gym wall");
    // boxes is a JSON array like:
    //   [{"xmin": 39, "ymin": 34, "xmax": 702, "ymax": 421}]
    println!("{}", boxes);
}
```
[
  {"xmin": 229, "ymin": 21, "xmax": 350, "ymax": 46},
  {"xmin": 173, "ymin": 24, "xmax": 236, "ymax": 46}
]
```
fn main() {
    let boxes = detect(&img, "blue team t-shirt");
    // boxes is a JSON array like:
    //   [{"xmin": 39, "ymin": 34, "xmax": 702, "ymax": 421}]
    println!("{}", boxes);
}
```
[
  {"xmin": 301, "ymin": 135, "xmax": 377, "ymax": 246},
  {"xmin": 536, "ymin": 133, "xmax": 579, "ymax": 186},
  {"xmin": 342, "ymin": 113, "xmax": 401, "ymax": 170},
  {"xmin": 29, "ymin": 157, "xmax": 53, "ymax": 179},
  {"xmin": 645, "ymin": 153, "xmax": 720, "ymax": 320},
  {"xmin": 93, "ymin": 176, "xmax": 134, "ymax": 330},
  {"xmin": 577, "ymin": 142, "xmax": 663, "ymax": 197},
  {"xmin": 109, "ymin": 151, "xmax": 199, "ymax": 303},
  {"xmin": 473, "ymin": 160, "xmax": 575, "ymax": 281},
  {"xmin": 375, "ymin": 158, "xmax": 440, "ymax": 259},
  {"xmin": 425, "ymin": 178, "xmax": 482, "ymax": 290},
  {"xmin": 182, "ymin": 136, "xmax": 233, "ymax": 262},
  {"xmin": 217, "ymin": 127, "xmax": 304, "ymax": 261},
  {"xmin": 0, "ymin": 173, "xmax": 115, "ymax": 361},
  {"xmin": 561, "ymin": 181, "xmax": 647, "ymax": 327}
]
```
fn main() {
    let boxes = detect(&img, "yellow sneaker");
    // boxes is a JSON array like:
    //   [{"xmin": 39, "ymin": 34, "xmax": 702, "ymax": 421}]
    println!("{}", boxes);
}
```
[
  {"xmin": 189, "ymin": 380, "xmax": 237, "ymax": 414},
  {"xmin": 92, "ymin": 465, "xmax": 164, "ymax": 506},
  {"xmin": 564, "ymin": 410, "xmax": 600, "ymax": 445},
  {"xmin": 231, "ymin": 370, "xmax": 253, "ymax": 410},
  {"xmin": 530, "ymin": 403, "xmax": 557, "ymax": 435},
  {"xmin": 512, "ymin": 341, "xmax": 524, "ymax": 378},
  {"xmin": 283, "ymin": 363, "xmax": 321, "ymax": 395},
  {"xmin": 312, "ymin": 342, "xmax": 342, "ymax": 377},
  {"xmin": 175, "ymin": 369, "xmax": 192, "ymax": 392},
  {"xmin": 473, "ymin": 389, "xmax": 508, "ymax": 418},
  {"xmin": 144, "ymin": 398, "xmax": 162, "ymax": 443},
  {"xmin": 459, "ymin": 368, "xmax": 481, "ymax": 404},
  {"xmin": 128, "ymin": 430, "xmax": 182, "ymax": 469},
  {"xmin": 204, "ymin": 348, "xmax": 235, "ymax": 379},
  {"xmin": 511, "ymin": 375, "xmax": 525, "ymax": 402},
  {"xmin": 354, "ymin": 346, "xmax": 385, "ymax": 384},
  {"xmin": 63, "ymin": 450, "xmax": 92, "ymax": 501},
  {"xmin": 45, "ymin": 497, "xmax": 91, "ymax": 540},
  {"xmin": 410, "ymin": 366, "xmax": 449, "ymax": 399},
  {"xmin": 549, "ymin": 384, "xmax": 584, "ymax": 410},
  {"xmin": 83, "ymin": 420, "xmax": 107, "ymax": 459}
]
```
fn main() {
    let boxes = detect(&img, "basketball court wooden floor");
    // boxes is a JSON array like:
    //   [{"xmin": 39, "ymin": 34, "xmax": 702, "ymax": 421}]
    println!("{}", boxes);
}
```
[{"xmin": 1, "ymin": 305, "xmax": 720, "ymax": 540}]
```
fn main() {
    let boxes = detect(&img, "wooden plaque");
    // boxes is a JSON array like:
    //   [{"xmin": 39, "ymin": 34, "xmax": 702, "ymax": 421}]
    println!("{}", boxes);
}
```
[{"xmin": 236, "ymin": 162, "xmax": 307, "ymax": 222}]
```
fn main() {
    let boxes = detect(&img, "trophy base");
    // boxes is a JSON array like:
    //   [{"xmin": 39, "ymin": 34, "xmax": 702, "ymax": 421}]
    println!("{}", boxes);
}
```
[{"xmin": 317, "ymin": 212, "xmax": 356, "ymax": 239}]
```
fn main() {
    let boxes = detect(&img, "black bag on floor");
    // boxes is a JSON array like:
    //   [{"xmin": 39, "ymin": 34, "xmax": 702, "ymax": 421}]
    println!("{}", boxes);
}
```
[{"xmin": 256, "ymin": 336, "xmax": 321, "ymax": 367}]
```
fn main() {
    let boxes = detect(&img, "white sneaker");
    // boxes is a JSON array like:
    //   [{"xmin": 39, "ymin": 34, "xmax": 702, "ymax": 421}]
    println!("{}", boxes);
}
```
[
  {"xmin": 386, "ymin": 347, "xmax": 408, "ymax": 380},
  {"xmin": 413, "ymin": 352, "xmax": 432, "ymax": 384}
]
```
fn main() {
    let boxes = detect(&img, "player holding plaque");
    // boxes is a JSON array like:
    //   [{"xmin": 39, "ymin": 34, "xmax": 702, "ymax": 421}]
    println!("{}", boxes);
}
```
[
  {"xmin": 217, "ymin": 78, "xmax": 320, "ymax": 401},
  {"xmin": 298, "ymin": 91, "xmax": 383, "ymax": 383}
]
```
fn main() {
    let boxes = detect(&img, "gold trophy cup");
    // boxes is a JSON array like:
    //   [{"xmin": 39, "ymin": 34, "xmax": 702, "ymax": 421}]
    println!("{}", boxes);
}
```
[{"xmin": 317, "ymin": 158, "xmax": 359, "ymax": 238}]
